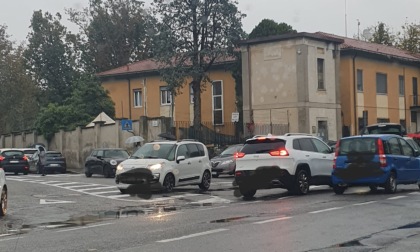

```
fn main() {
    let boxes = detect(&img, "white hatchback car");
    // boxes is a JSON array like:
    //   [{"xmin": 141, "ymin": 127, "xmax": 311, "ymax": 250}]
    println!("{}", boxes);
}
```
[
  {"xmin": 115, "ymin": 140, "xmax": 212, "ymax": 193},
  {"xmin": 0, "ymin": 167, "xmax": 7, "ymax": 216}
]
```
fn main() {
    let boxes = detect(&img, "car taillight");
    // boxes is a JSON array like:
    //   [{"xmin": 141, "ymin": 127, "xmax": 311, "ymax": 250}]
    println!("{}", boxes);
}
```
[
  {"xmin": 269, "ymin": 148, "xmax": 289, "ymax": 156},
  {"xmin": 377, "ymin": 138, "xmax": 387, "ymax": 168},
  {"xmin": 235, "ymin": 171, "xmax": 243, "ymax": 177},
  {"xmin": 22, "ymin": 156, "xmax": 28, "ymax": 161},
  {"xmin": 234, "ymin": 152, "xmax": 245, "ymax": 159},
  {"xmin": 0, "ymin": 156, "xmax": 4, "ymax": 161},
  {"xmin": 333, "ymin": 141, "xmax": 340, "ymax": 169}
]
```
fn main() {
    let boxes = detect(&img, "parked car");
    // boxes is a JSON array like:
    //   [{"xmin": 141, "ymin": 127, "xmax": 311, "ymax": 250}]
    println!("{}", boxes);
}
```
[
  {"xmin": 332, "ymin": 134, "xmax": 420, "ymax": 194},
  {"xmin": 85, "ymin": 148, "xmax": 130, "ymax": 178},
  {"xmin": 18, "ymin": 148, "xmax": 38, "ymax": 173},
  {"xmin": 0, "ymin": 149, "xmax": 29, "ymax": 175},
  {"xmin": 0, "ymin": 166, "xmax": 7, "ymax": 216},
  {"xmin": 43, "ymin": 151, "xmax": 67, "ymax": 174},
  {"xmin": 210, "ymin": 144, "xmax": 243, "ymax": 178},
  {"xmin": 361, "ymin": 123, "xmax": 407, "ymax": 136},
  {"xmin": 115, "ymin": 140, "xmax": 212, "ymax": 194},
  {"xmin": 26, "ymin": 146, "xmax": 47, "ymax": 173},
  {"xmin": 234, "ymin": 133, "xmax": 335, "ymax": 199}
]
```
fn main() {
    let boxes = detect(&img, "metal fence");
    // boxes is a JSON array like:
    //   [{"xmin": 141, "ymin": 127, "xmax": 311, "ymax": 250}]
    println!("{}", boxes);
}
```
[{"xmin": 173, "ymin": 121, "xmax": 289, "ymax": 147}]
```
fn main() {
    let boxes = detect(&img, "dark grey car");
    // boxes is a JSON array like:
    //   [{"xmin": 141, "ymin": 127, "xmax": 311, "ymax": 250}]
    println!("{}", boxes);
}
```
[{"xmin": 211, "ymin": 144, "xmax": 243, "ymax": 178}]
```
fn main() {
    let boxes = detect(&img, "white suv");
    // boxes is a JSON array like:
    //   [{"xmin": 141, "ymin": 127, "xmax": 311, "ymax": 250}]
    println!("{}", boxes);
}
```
[
  {"xmin": 0, "ymin": 167, "xmax": 7, "ymax": 216},
  {"xmin": 234, "ymin": 134, "xmax": 334, "ymax": 198},
  {"xmin": 115, "ymin": 140, "xmax": 212, "ymax": 193}
]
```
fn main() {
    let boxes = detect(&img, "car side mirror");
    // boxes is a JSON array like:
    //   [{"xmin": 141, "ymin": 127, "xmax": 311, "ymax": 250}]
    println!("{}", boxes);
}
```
[{"xmin": 177, "ymin": 156, "xmax": 186, "ymax": 163}]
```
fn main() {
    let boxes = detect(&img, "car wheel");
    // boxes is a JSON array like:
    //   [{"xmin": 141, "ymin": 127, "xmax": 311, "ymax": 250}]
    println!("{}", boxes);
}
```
[
  {"xmin": 239, "ymin": 187, "xmax": 256, "ymax": 199},
  {"xmin": 85, "ymin": 171, "xmax": 92, "ymax": 178},
  {"xmin": 293, "ymin": 170, "xmax": 310, "ymax": 195},
  {"xmin": 119, "ymin": 189, "xmax": 127, "ymax": 194},
  {"xmin": 0, "ymin": 188, "xmax": 7, "ymax": 216},
  {"xmin": 333, "ymin": 185, "xmax": 346, "ymax": 195},
  {"xmin": 163, "ymin": 174, "xmax": 175, "ymax": 193},
  {"xmin": 369, "ymin": 185, "xmax": 378, "ymax": 192},
  {"xmin": 385, "ymin": 172, "xmax": 397, "ymax": 194},
  {"xmin": 212, "ymin": 173, "xmax": 219, "ymax": 178},
  {"xmin": 199, "ymin": 171, "xmax": 211, "ymax": 191}
]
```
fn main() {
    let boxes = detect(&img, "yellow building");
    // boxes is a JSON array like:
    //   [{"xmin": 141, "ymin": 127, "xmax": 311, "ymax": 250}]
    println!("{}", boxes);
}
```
[
  {"xmin": 317, "ymin": 33, "xmax": 420, "ymax": 135},
  {"xmin": 97, "ymin": 58, "xmax": 238, "ymax": 132}
]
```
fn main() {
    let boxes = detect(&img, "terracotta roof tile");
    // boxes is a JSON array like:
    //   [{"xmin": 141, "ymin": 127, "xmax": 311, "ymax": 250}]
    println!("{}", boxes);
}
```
[{"xmin": 316, "ymin": 32, "xmax": 420, "ymax": 62}]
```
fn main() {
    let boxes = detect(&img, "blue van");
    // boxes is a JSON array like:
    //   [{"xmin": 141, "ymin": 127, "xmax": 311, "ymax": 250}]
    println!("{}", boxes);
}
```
[{"xmin": 332, "ymin": 135, "xmax": 420, "ymax": 194}]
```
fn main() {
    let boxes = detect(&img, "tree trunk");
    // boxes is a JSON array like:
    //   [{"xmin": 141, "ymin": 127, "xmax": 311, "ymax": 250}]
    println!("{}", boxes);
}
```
[{"xmin": 192, "ymin": 79, "xmax": 201, "ymax": 132}]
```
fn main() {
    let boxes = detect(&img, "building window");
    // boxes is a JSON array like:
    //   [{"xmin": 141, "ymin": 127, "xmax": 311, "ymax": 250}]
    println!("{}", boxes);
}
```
[
  {"xmin": 377, "ymin": 118, "xmax": 390, "ymax": 123},
  {"xmin": 411, "ymin": 111, "xmax": 417, "ymax": 123},
  {"xmin": 160, "ymin": 86, "xmax": 172, "ymax": 105},
  {"xmin": 189, "ymin": 84, "xmax": 194, "ymax": 104},
  {"xmin": 358, "ymin": 117, "xmax": 364, "ymax": 131},
  {"xmin": 399, "ymin": 75, "xmax": 405, "ymax": 96},
  {"xmin": 133, "ymin": 89, "xmax": 142, "ymax": 107},
  {"xmin": 376, "ymin": 73, "xmax": 387, "ymax": 94},
  {"xmin": 212, "ymin": 81, "xmax": 223, "ymax": 125},
  {"xmin": 357, "ymin": 69, "xmax": 363, "ymax": 92},
  {"xmin": 317, "ymin": 58, "xmax": 325, "ymax": 90}
]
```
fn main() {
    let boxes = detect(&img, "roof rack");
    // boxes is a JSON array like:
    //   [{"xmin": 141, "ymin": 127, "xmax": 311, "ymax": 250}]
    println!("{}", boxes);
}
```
[{"xmin": 284, "ymin": 133, "xmax": 313, "ymax": 136}]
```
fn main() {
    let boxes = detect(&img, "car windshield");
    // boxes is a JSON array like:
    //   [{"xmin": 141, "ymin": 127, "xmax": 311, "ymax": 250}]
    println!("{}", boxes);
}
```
[
  {"xmin": 338, "ymin": 138, "xmax": 378, "ymax": 155},
  {"xmin": 103, "ymin": 150, "xmax": 129, "ymax": 159},
  {"xmin": 241, "ymin": 139, "xmax": 286, "ymax": 154},
  {"xmin": 131, "ymin": 143, "xmax": 175, "ymax": 160},
  {"xmin": 220, "ymin": 145, "xmax": 242, "ymax": 156}
]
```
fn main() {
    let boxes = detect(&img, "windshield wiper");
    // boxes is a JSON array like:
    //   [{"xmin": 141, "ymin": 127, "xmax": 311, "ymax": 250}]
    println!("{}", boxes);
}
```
[{"xmin": 143, "ymin": 156, "xmax": 159, "ymax": 159}]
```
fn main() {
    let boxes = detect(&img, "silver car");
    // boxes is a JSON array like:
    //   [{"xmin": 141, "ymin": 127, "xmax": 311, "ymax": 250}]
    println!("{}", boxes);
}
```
[
  {"xmin": 210, "ymin": 144, "xmax": 243, "ymax": 178},
  {"xmin": 0, "ymin": 166, "xmax": 7, "ymax": 216}
]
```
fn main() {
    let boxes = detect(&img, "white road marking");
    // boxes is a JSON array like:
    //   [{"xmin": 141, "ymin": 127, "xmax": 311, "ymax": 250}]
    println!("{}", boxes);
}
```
[
  {"xmin": 56, "ymin": 223, "xmax": 114, "ymax": 233},
  {"xmin": 310, "ymin": 207, "xmax": 343, "ymax": 214},
  {"xmin": 253, "ymin": 216, "xmax": 292, "ymax": 224},
  {"xmin": 239, "ymin": 200, "xmax": 262, "ymax": 205},
  {"xmin": 156, "ymin": 228, "xmax": 229, "ymax": 243},
  {"xmin": 409, "ymin": 192, "xmax": 420, "ymax": 195},
  {"xmin": 51, "ymin": 182, "xmax": 79, "ymax": 186},
  {"xmin": 107, "ymin": 194, "xmax": 131, "ymax": 198},
  {"xmin": 0, "ymin": 236, "xmax": 24, "ymax": 242},
  {"xmin": 277, "ymin": 196, "xmax": 294, "ymax": 201},
  {"xmin": 353, "ymin": 201, "xmax": 377, "ymax": 206},
  {"xmin": 91, "ymin": 190, "xmax": 120, "ymax": 195},
  {"xmin": 78, "ymin": 186, "xmax": 116, "ymax": 192},
  {"xmin": 171, "ymin": 193, "xmax": 202, "ymax": 198},
  {"xmin": 65, "ymin": 184, "xmax": 100, "ymax": 189},
  {"xmin": 387, "ymin": 196, "xmax": 408, "ymax": 200},
  {"xmin": 39, "ymin": 181, "xmax": 61, "ymax": 184},
  {"xmin": 0, "ymin": 234, "xmax": 13, "ymax": 238},
  {"xmin": 40, "ymin": 199, "xmax": 75, "ymax": 204}
]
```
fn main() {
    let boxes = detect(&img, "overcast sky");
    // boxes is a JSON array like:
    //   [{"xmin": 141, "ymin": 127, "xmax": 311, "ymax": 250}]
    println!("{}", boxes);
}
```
[{"xmin": 1, "ymin": 0, "xmax": 419, "ymax": 42}]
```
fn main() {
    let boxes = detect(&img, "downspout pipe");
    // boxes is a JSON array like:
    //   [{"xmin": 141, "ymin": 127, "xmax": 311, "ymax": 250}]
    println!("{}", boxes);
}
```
[
  {"xmin": 352, "ymin": 53, "xmax": 358, "ymax": 135},
  {"xmin": 247, "ymin": 44, "xmax": 253, "ymax": 123},
  {"xmin": 128, "ymin": 78, "xmax": 132, "ymax": 120}
]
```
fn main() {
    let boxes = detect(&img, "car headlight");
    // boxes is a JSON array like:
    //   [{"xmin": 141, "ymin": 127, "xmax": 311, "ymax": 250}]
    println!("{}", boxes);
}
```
[
  {"xmin": 148, "ymin": 163, "xmax": 164, "ymax": 170},
  {"xmin": 221, "ymin": 160, "xmax": 234, "ymax": 165},
  {"xmin": 116, "ymin": 164, "xmax": 124, "ymax": 171},
  {"xmin": 110, "ymin": 160, "xmax": 117, "ymax": 166}
]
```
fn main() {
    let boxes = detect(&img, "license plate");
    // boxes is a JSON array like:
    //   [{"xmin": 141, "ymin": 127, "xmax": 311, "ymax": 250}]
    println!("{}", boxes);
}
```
[
  {"xmin": 50, "ymin": 164, "xmax": 60, "ymax": 167},
  {"xmin": 10, "ymin": 160, "xmax": 18, "ymax": 163},
  {"xmin": 212, "ymin": 172, "xmax": 218, "ymax": 176}
]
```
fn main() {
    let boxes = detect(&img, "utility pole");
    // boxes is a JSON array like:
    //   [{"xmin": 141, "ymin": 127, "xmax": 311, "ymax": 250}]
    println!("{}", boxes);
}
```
[
  {"xmin": 345, "ymin": 0, "xmax": 348, "ymax": 37},
  {"xmin": 357, "ymin": 19, "xmax": 360, "ymax": 39}
]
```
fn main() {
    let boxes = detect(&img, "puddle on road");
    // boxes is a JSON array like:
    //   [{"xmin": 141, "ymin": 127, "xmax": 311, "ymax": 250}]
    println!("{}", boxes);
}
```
[{"xmin": 0, "ymin": 205, "xmax": 179, "ymax": 236}]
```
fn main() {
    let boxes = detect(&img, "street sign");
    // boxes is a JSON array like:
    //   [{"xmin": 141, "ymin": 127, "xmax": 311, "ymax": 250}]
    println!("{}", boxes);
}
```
[
  {"xmin": 122, "ymin": 119, "xmax": 133, "ymax": 131},
  {"xmin": 231, "ymin": 112, "xmax": 239, "ymax": 122}
]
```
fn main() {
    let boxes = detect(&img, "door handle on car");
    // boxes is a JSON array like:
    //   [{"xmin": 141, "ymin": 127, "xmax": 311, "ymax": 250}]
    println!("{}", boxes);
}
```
[{"xmin": 198, "ymin": 160, "xmax": 202, "ymax": 163}]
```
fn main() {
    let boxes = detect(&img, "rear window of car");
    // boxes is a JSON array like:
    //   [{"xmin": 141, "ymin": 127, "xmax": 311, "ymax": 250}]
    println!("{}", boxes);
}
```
[
  {"xmin": 23, "ymin": 150, "xmax": 37, "ymax": 155},
  {"xmin": 46, "ymin": 152, "xmax": 62, "ymax": 157},
  {"xmin": 104, "ymin": 150, "xmax": 129, "ymax": 158},
  {"xmin": 365, "ymin": 125, "xmax": 404, "ymax": 135},
  {"xmin": 338, "ymin": 138, "xmax": 378, "ymax": 155},
  {"xmin": 2, "ymin": 150, "xmax": 24, "ymax": 157},
  {"xmin": 241, "ymin": 139, "xmax": 286, "ymax": 154}
]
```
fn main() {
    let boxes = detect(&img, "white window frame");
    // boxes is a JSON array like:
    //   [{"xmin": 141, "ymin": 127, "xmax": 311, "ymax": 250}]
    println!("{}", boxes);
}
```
[
  {"xmin": 133, "ymin": 89, "xmax": 142, "ymax": 108},
  {"xmin": 189, "ymin": 84, "xmax": 194, "ymax": 104},
  {"xmin": 160, "ymin": 86, "xmax": 172, "ymax": 106},
  {"xmin": 212, "ymin": 80, "xmax": 224, "ymax": 125}
]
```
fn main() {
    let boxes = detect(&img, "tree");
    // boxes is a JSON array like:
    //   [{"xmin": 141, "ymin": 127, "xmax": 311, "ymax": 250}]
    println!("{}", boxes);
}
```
[
  {"xmin": 398, "ymin": 23, "xmax": 420, "ymax": 53},
  {"xmin": 34, "ymin": 75, "xmax": 115, "ymax": 142},
  {"xmin": 67, "ymin": 0, "xmax": 155, "ymax": 73},
  {"xmin": 151, "ymin": 0, "xmax": 245, "ymax": 129},
  {"xmin": 248, "ymin": 19, "xmax": 296, "ymax": 39},
  {"xmin": 24, "ymin": 11, "xmax": 78, "ymax": 106},
  {"xmin": 369, "ymin": 22, "xmax": 395, "ymax": 46},
  {"xmin": 0, "ymin": 25, "xmax": 39, "ymax": 133}
]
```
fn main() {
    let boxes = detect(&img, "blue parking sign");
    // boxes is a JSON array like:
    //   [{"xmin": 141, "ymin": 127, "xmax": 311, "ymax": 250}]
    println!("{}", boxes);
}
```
[{"xmin": 121, "ymin": 119, "xmax": 132, "ymax": 131}]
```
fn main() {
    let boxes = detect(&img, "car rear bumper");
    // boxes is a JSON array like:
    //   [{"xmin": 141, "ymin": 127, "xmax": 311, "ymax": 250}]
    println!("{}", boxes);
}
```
[
  {"xmin": 235, "ymin": 166, "xmax": 294, "ymax": 190},
  {"xmin": 44, "ymin": 164, "xmax": 66, "ymax": 172},
  {"xmin": 3, "ymin": 164, "xmax": 29, "ymax": 173},
  {"xmin": 332, "ymin": 169, "xmax": 389, "ymax": 185}
]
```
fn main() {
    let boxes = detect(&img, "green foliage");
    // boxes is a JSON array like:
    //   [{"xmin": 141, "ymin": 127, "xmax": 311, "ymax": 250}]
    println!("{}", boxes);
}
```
[
  {"xmin": 248, "ymin": 19, "xmax": 296, "ymax": 39},
  {"xmin": 67, "ymin": 0, "xmax": 155, "ymax": 73},
  {"xmin": 369, "ymin": 22, "xmax": 395, "ymax": 46},
  {"xmin": 0, "ymin": 25, "xmax": 39, "ymax": 134},
  {"xmin": 398, "ymin": 23, "xmax": 420, "ymax": 53},
  {"xmin": 24, "ymin": 10, "xmax": 78, "ymax": 106},
  {"xmin": 35, "ymin": 74, "xmax": 115, "ymax": 141},
  {"xmin": 151, "ymin": 0, "xmax": 246, "ymax": 128}
]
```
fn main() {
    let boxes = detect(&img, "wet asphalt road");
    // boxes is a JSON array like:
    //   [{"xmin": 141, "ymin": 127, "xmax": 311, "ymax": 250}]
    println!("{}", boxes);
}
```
[{"xmin": 2, "ymin": 173, "xmax": 420, "ymax": 251}]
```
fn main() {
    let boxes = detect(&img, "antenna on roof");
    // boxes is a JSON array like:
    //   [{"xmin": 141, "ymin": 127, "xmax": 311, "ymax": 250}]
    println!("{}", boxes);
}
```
[{"xmin": 345, "ymin": 0, "xmax": 348, "ymax": 37}]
